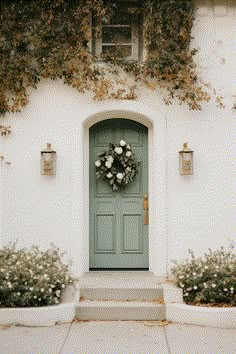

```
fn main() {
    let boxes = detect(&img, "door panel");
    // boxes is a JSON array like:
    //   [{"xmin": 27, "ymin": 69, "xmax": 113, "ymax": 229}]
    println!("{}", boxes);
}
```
[
  {"xmin": 121, "ymin": 214, "xmax": 143, "ymax": 253},
  {"xmin": 95, "ymin": 213, "xmax": 116, "ymax": 253},
  {"xmin": 89, "ymin": 119, "xmax": 148, "ymax": 269}
]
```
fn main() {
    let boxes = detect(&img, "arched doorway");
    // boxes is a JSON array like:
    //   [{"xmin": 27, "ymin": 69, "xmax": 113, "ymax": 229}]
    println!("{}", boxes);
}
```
[{"xmin": 89, "ymin": 118, "xmax": 149, "ymax": 269}]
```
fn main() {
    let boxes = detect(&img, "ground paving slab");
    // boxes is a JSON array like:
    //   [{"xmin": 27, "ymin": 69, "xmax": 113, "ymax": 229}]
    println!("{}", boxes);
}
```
[{"xmin": 0, "ymin": 321, "xmax": 235, "ymax": 354}]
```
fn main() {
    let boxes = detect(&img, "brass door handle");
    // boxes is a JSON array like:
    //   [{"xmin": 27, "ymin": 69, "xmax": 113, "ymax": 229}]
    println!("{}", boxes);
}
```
[{"xmin": 143, "ymin": 194, "xmax": 149, "ymax": 225}]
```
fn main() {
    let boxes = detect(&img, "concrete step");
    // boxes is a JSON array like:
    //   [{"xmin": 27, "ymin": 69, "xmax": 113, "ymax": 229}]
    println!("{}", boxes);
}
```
[
  {"xmin": 75, "ymin": 272, "xmax": 182, "ymax": 320},
  {"xmin": 78, "ymin": 272, "xmax": 164, "ymax": 289},
  {"xmin": 80, "ymin": 287, "xmax": 163, "ymax": 301},
  {"xmin": 76, "ymin": 300, "xmax": 165, "ymax": 321}
]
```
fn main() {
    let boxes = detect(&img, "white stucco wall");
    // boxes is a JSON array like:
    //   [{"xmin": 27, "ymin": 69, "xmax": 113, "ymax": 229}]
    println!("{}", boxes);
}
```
[
  {"xmin": 0, "ymin": 142, "xmax": 2, "ymax": 247},
  {"xmin": 0, "ymin": 0, "xmax": 235, "ymax": 276}
]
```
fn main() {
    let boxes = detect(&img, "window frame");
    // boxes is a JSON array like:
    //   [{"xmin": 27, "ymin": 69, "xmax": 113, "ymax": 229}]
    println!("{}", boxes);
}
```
[{"xmin": 92, "ymin": 4, "xmax": 143, "ymax": 62}]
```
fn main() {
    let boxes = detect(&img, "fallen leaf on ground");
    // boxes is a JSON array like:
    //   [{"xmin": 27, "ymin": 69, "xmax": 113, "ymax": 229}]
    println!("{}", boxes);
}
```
[
  {"xmin": 0, "ymin": 325, "xmax": 11, "ymax": 330},
  {"xmin": 72, "ymin": 318, "xmax": 91, "ymax": 323},
  {"xmin": 142, "ymin": 320, "xmax": 172, "ymax": 327}
]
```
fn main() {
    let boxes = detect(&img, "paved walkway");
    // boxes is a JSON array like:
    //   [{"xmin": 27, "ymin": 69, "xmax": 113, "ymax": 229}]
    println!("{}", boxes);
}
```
[{"xmin": 0, "ymin": 321, "xmax": 235, "ymax": 353}]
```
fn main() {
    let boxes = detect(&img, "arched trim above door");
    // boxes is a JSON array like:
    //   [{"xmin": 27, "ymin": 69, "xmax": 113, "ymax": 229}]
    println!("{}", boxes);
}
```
[{"xmin": 75, "ymin": 100, "xmax": 167, "ymax": 276}]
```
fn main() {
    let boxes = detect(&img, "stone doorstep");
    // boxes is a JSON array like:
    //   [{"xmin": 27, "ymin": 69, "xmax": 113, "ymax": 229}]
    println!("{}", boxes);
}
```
[
  {"xmin": 75, "ymin": 287, "xmax": 182, "ymax": 321},
  {"xmin": 80, "ymin": 287, "xmax": 164, "ymax": 301},
  {"xmin": 76, "ymin": 301, "xmax": 166, "ymax": 321},
  {"xmin": 75, "ymin": 273, "xmax": 183, "ymax": 321}
]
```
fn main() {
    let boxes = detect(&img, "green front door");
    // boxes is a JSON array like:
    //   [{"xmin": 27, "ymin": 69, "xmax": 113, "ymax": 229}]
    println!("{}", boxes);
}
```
[{"xmin": 89, "ymin": 119, "xmax": 148, "ymax": 269}]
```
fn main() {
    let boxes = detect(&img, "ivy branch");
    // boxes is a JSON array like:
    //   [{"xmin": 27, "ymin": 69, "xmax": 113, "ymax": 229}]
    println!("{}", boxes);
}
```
[{"xmin": 0, "ymin": 0, "xmax": 214, "ymax": 116}]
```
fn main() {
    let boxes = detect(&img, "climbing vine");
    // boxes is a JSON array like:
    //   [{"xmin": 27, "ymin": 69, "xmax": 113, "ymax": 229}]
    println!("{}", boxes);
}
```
[{"xmin": 0, "ymin": 0, "xmax": 220, "ymax": 125}]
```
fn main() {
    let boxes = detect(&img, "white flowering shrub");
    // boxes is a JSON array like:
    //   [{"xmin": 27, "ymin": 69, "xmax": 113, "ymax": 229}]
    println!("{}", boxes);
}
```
[
  {"xmin": 0, "ymin": 243, "xmax": 74, "ymax": 307},
  {"xmin": 171, "ymin": 244, "xmax": 236, "ymax": 306}
]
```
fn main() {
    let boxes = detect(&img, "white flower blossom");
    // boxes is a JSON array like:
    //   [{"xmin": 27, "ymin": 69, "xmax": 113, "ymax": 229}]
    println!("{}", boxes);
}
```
[
  {"xmin": 116, "ymin": 173, "xmax": 123, "ymax": 180},
  {"xmin": 115, "ymin": 147, "xmax": 123, "ymax": 154},
  {"xmin": 95, "ymin": 160, "xmax": 101, "ymax": 167},
  {"xmin": 105, "ymin": 161, "xmax": 112, "ymax": 168},
  {"xmin": 106, "ymin": 156, "xmax": 114, "ymax": 163},
  {"xmin": 120, "ymin": 140, "xmax": 126, "ymax": 146},
  {"xmin": 106, "ymin": 172, "xmax": 113, "ymax": 179},
  {"xmin": 126, "ymin": 151, "xmax": 132, "ymax": 157},
  {"xmin": 212, "ymin": 284, "xmax": 216, "ymax": 288},
  {"xmin": 193, "ymin": 286, "xmax": 198, "ymax": 290}
]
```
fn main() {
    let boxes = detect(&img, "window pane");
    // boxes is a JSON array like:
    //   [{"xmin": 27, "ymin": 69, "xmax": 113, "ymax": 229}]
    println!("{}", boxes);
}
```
[
  {"xmin": 108, "ymin": 12, "xmax": 132, "ymax": 26},
  {"xmin": 102, "ymin": 45, "xmax": 132, "ymax": 58},
  {"xmin": 102, "ymin": 27, "xmax": 132, "ymax": 44}
]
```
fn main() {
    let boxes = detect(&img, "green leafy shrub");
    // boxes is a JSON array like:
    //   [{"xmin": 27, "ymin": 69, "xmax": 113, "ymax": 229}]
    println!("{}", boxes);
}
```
[
  {"xmin": 0, "ymin": 243, "xmax": 74, "ymax": 307},
  {"xmin": 171, "ymin": 244, "xmax": 236, "ymax": 306}
]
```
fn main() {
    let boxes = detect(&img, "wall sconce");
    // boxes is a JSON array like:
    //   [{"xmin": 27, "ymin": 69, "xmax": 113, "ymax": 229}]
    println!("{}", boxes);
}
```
[
  {"xmin": 41, "ymin": 143, "xmax": 56, "ymax": 175},
  {"xmin": 179, "ymin": 142, "xmax": 194, "ymax": 175}
]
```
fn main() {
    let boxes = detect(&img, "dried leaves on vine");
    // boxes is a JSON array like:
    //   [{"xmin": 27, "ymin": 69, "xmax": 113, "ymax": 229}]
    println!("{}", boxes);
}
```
[{"xmin": 0, "ymin": 0, "xmax": 211, "ymax": 118}]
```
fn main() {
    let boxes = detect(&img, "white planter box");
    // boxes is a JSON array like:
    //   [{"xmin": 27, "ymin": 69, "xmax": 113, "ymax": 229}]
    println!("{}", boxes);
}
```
[
  {"xmin": 167, "ymin": 303, "xmax": 236, "ymax": 329},
  {"xmin": 0, "ymin": 284, "xmax": 80, "ymax": 327}
]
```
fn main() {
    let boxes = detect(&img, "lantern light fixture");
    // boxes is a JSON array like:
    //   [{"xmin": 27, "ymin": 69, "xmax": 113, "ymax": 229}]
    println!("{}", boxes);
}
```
[
  {"xmin": 179, "ymin": 142, "xmax": 194, "ymax": 175},
  {"xmin": 41, "ymin": 143, "xmax": 56, "ymax": 175}
]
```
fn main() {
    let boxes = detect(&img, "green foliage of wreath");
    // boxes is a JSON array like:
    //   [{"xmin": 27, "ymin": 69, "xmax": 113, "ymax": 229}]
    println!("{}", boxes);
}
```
[{"xmin": 95, "ymin": 141, "xmax": 138, "ymax": 191}]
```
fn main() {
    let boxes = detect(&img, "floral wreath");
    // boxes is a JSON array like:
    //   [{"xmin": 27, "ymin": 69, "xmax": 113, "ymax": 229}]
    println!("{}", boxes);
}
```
[{"xmin": 95, "ymin": 140, "xmax": 138, "ymax": 191}]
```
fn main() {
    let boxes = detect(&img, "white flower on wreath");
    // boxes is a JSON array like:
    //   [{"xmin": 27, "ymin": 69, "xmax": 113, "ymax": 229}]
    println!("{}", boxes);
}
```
[
  {"xmin": 115, "ymin": 147, "xmax": 123, "ymax": 154},
  {"xmin": 106, "ymin": 172, "xmax": 113, "ymax": 179},
  {"xmin": 120, "ymin": 140, "xmax": 126, "ymax": 146},
  {"xmin": 116, "ymin": 173, "xmax": 123, "ymax": 180},
  {"xmin": 106, "ymin": 156, "xmax": 114, "ymax": 163},
  {"xmin": 105, "ymin": 161, "xmax": 112, "ymax": 168},
  {"xmin": 126, "ymin": 151, "xmax": 132, "ymax": 157},
  {"xmin": 95, "ymin": 160, "xmax": 101, "ymax": 167}
]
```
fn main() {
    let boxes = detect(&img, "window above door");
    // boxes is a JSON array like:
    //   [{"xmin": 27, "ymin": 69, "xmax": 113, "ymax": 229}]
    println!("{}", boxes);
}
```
[{"xmin": 93, "ymin": 1, "xmax": 143, "ymax": 62}]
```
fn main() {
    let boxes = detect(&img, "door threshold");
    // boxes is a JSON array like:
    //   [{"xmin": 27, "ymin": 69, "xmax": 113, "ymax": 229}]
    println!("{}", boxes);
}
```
[{"xmin": 89, "ymin": 268, "xmax": 149, "ymax": 271}]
